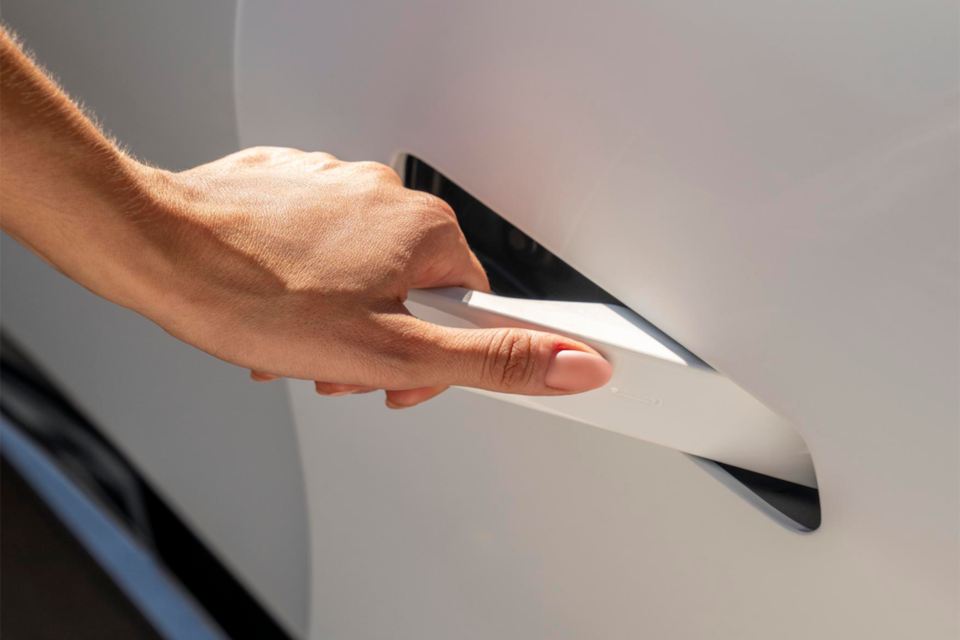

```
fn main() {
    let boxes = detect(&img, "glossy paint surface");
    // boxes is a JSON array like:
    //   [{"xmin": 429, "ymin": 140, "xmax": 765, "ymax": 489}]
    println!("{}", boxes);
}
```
[{"xmin": 238, "ymin": 1, "xmax": 958, "ymax": 638}]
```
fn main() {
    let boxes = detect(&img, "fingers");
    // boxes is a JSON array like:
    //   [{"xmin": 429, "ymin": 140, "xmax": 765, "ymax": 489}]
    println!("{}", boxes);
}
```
[
  {"xmin": 409, "ymin": 225, "xmax": 488, "ymax": 294},
  {"xmin": 410, "ymin": 242, "xmax": 489, "ymax": 292},
  {"xmin": 252, "ymin": 373, "xmax": 373, "ymax": 397},
  {"xmin": 314, "ymin": 382, "xmax": 376, "ymax": 396},
  {"xmin": 378, "ymin": 314, "xmax": 613, "ymax": 395},
  {"xmin": 385, "ymin": 385, "xmax": 448, "ymax": 409},
  {"xmin": 250, "ymin": 370, "xmax": 280, "ymax": 382},
  {"xmin": 315, "ymin": 381, "xmax": 447, "ymax": 409},
  {"xmin": 253, "ymin": 368, "xmax": 446, "ymax": 409}
]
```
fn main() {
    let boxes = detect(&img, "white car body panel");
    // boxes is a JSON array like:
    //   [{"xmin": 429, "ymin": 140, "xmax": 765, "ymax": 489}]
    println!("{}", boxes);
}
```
[
  {"xmin": 237, "ymin": 1, "xmax": 958, "ymax": 638},
  {"xmin": 0, "ymin": 1, "xmax": 955, "ymax": 639}
]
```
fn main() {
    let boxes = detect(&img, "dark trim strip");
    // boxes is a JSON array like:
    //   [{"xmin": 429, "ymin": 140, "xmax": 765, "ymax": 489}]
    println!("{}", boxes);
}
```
[{"xmin": 0, "ymin": 331, "xmax": 295, "ymax": 640}]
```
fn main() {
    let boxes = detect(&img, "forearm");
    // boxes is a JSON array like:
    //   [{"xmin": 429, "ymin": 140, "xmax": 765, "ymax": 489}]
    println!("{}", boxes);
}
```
[
  {"xmin": 0, "ymin": 28, "xmax": 176, "ymax": 312},
  {"xmin": 0, "ymin": 27, "xmax": 609, "ymax": 403}
]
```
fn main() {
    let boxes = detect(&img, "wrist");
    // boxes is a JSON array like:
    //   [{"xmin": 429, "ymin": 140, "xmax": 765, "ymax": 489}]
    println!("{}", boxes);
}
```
[
  {"xmin": 0, "ymin": 30, "xmax": 214, "ymax": 326},
  {"xmin": 16, "ymin": 151, "xmax": 198, "ymax": 322},
  {"xmin": 95, "ymin": 159, "xmax": 206, "ymax": 320}
]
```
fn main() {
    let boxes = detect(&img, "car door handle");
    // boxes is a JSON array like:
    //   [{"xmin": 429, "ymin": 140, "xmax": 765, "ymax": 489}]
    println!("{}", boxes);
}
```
[{"xmin": 406, "ymin": 287, "xmax": 816, "ymax": 488}]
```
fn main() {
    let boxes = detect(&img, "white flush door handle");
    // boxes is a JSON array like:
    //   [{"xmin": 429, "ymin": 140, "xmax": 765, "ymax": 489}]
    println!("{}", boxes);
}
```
[{"xmin": 406, "ymin": 287, "xmax": 816, "ymax": 488}]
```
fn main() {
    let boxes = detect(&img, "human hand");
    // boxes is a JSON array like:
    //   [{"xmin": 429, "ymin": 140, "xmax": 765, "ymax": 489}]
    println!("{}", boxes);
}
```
[
  {"xmin": 132, "ymin": 148, "xmax": 611, "ymax": 408},
  {"xmin": 0, "ymin": 32, "xmax": 610, "ymax": 410}
]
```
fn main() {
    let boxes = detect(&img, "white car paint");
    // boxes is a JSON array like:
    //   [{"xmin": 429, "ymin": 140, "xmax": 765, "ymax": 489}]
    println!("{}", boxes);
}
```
[
  {"xmin": 0, "ymin": 2, "xmax": 955, "ymax": 639},
  {"xmin": 237, "ymin": 1, "xmax": 958, "ymax": 638}
]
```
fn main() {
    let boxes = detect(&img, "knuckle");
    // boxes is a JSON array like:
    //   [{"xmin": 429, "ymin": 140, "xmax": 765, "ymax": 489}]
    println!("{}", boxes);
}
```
[
  {"xmin": 414, "ymin": 192, "xmax": 456, "ymax": 219},
  {"xmin": 232, "ymin": 146, "xmax": 271, "ymax": 163},
  {"xmin": 354, "ymin": 161, "xmax": 400, "ymax": 179},
  {"xmin": 405, "ymin": 211, "xmax": 461, "ymax": 254},
  {"xmin": 484, "ymin": 329, "xmax": 537, "ymax": 390},
  {"xmin": 308, "ymin": 152, "xmax": 341, "ymax": 171},
  {"xmin": 309, "ymin": 151, "xmax": 339, "ymax": 163},
  {"xmin": 234, "ymin": 146, "xmax": 296, "ymax": 165},
  {"xmin": 256, "ymin": 145, "xmax": 287, "ymax": 155},
  {"xmin": 399, "ymin": 193, "xmax": 453, "ymax": 224}
]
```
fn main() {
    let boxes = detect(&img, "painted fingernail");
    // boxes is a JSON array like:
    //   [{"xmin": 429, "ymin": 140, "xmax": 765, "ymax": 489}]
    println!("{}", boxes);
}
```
[{"xmin": 544, "ymin": 351, "xmax": 612, "ymax": 392}]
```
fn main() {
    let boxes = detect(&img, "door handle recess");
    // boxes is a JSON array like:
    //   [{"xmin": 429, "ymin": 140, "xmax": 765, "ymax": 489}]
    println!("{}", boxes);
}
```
[{"xmin": 406, "ymin": 287, "xmax": 816, "ymax": 489}]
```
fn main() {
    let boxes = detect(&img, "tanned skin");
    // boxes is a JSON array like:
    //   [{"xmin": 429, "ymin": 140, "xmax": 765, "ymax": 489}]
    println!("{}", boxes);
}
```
[{"xmin": 0, "ymin": 28, "xmax": 611, "ymax": 408}]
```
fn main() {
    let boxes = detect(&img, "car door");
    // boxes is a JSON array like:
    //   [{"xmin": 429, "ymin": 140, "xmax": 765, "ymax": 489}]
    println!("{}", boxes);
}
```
[{"xmin": 236, "ymin": 1, "xmax": 959, "ymax": 639}]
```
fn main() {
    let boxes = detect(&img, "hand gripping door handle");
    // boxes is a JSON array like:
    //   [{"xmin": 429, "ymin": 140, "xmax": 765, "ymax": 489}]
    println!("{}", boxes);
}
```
[{"xmin": 406, "ymin": 287, "xmax": 816, "ymax": 488}]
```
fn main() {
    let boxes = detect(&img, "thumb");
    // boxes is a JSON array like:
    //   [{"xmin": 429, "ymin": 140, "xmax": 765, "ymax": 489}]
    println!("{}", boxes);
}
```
[{"xmin": 397, "ymin": 317, "xmax": 613, "ymax": 395}]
